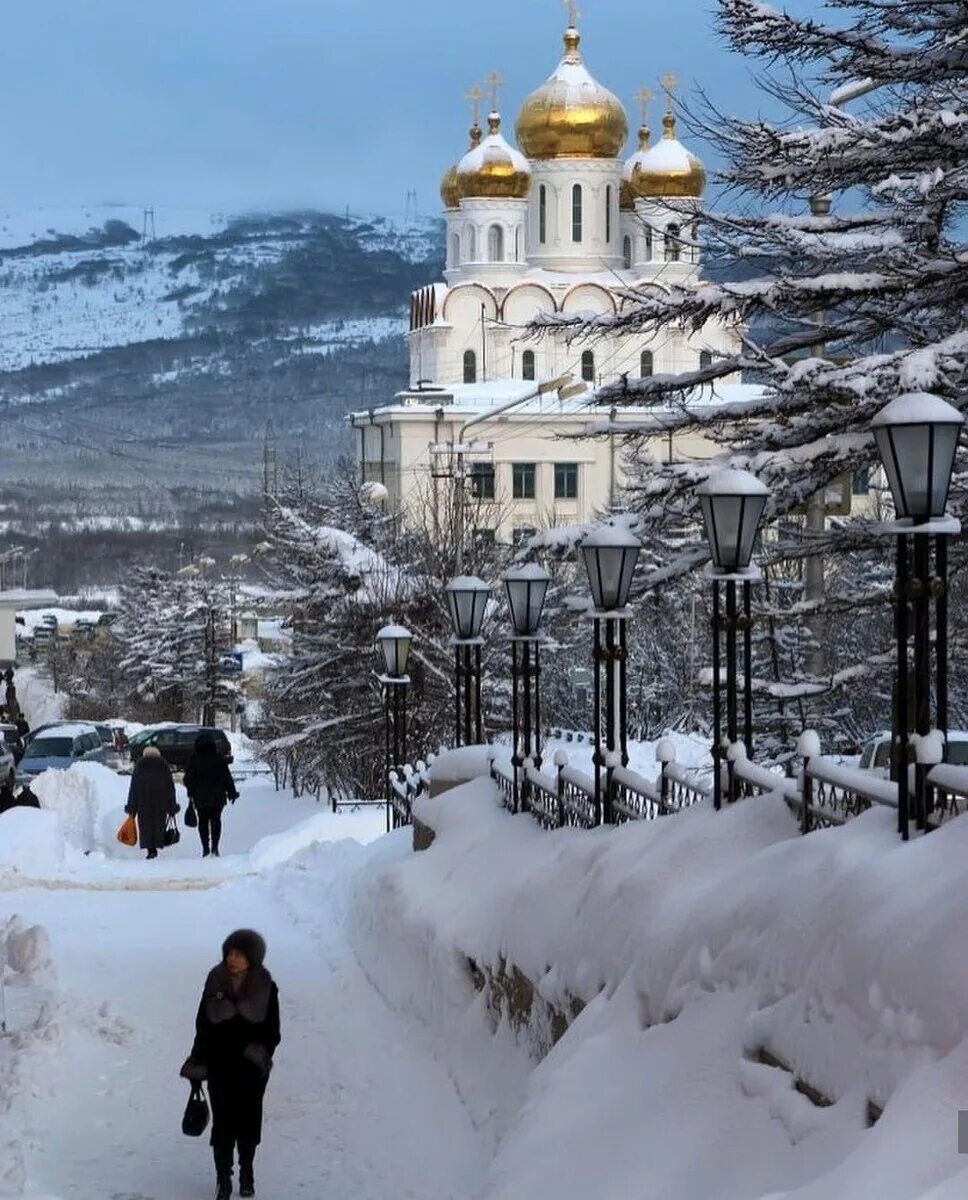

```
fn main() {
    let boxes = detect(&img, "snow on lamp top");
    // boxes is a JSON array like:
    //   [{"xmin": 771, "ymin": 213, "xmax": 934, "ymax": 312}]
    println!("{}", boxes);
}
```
[
  {"xmin": 580, "ymin": 524, "xmax": 641, "ymax": 612},
  {"xmin": 871, "ymin": 392, "xmax": 964, "ymax": 523},
  {"xmin": 502, "ymin": 563, "xmax": 551, "ymax": 637},
  {"xmin": 445, "ymin": 575, "xmax": 491, "ymax": 641},
  {"xmin": 376, "ymin": 624, "xmax": 412, "ymax": 677},
  {"xmin": 697, "ymin": 468, "xmax": 769, "ymax": 573}
]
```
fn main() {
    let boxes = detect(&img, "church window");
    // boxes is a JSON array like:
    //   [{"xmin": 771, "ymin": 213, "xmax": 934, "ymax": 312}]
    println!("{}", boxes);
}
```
[
  {"xmin": 539, "ymin": 186, "xmax": 547, "ymax": 244},
  {"xmin": 468, "ymin": 227, "xmax": 477, "ymax": 261},
  {"xmin": 572, "ymin": 185, "xmax": 583, "ymax": 243},
  {"xmin": 463, "ymin": 349, "xmax": 477, "ymax": 384},
  {"xmin": 623, "ymin": 236, "xmax": 632, "ymax": 270},
  {"xmin": 641, "ymin": 350, "xmax": 654, "ymax": 377},
  {"xmin": 699, "ymin": 350, "xmax": 713, "ymax": 371},
  {"xmin": 451, "ymin": 233, "xmax": 460, "ymax": 267},
  {"xmin": 581, "ymin": 350, "xmax": 595, "ymax": 383},
  {"xmin": 522, "ymin": 349, "xmax": 536, "ymax": 381},
  {"xmin": 644, "ymin": 226, "xmax": 653, "ymax": 260},
  {"xmin": 488, "ymin": 224, "xmax": 505, "ymax": 263},
  {"xmin": 665, "ymin": 224, "xmax": 681, "ymax": 262},
  {"xmin": 605, "ymin": 186, "xmax": 612, "ymax": 243},
  {"xmin": 515, "ymin": 225, "xmax": 522, "ymax": 261}
]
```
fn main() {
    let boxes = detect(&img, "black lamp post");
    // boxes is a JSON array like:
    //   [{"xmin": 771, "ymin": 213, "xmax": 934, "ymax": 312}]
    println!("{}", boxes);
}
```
[
  {"xmin": 697, "ymin": 469, "xmax": 769, "ymax": 810},
  {"xmin": 503, "ymin": 564, "xmax": 550, "ymax": 813},
  {"xmin": 580, "ymin": 525, "xmax": 641, "ymax": 823},
  {"xmin": 376, "ymin": 624, "xmax": 412, "ymax": 832},
  {"xmin": 445, "ymin": 575, "xmax": 490, "ymax": 746},
  {"xmin": 871, "ymin": 392, "xmax": 963, "ymax": 838}
]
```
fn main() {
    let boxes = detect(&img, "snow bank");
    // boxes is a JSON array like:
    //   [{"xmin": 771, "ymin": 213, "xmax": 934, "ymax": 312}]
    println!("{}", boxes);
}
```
[
  {"xmin": 0, "ymin": 810, "xmax": 65, "ymax": 878},
  {"xmin": 14, "ymin": 669, "xmax": 66, "ymax": 730},
  {"xmin": 349, "ymin": 777, "xmax": 968, "ymax": 1200},
  {"xmin": 31, "ymin": 763, "xmax": 128, "ymax": 857}
]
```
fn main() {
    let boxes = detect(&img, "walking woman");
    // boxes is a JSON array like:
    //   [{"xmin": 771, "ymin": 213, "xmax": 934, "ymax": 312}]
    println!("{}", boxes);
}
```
[
  {"xmin": 182, "ymin": 929, "xmax": 280, "ymax": 1199},
  {"xmin": 124, "ymin": 745, "xmax": 177, "ymax": 859},
  {"xmin": 184, "ymin": 734, "xmax": 239, "ymax": 857}
]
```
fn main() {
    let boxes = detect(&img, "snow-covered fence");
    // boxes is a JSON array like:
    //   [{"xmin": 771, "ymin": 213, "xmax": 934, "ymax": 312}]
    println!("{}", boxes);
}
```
[{"xmin": 387, "ymin": 757, "xmax": 435, "ymax": 828}]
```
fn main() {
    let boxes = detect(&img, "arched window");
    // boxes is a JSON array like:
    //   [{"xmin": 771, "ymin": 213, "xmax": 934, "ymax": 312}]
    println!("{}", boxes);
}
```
[
  {"xmin": 451, "ymin": 233, "xmax": 460, "ymax": 267},
  {"xmin": 644, "ymin": 226, "xmax": 653, "ymax": 260},
  {"xmin": 640, "ymin": 350, "xmax": 654, "ymax": 377},
  {"xmin": 572, "ymin": 184, "xmax": 583, "ymax": 243},
  {"xmin": 623, "ymin": 236, "xmax": 632, "ymax": 270},
  {"xmin": 581, "ymin": 350, "xmax": 595, "ymax": 383},
  {"xmin": 605, "ymin": 186, "xmax": 612, "ymax": 243},
  {"xmin": 468, "ymin": 227, "xmax": 477, "ymax": 261},
  {"xmin": 488, "ymin": 224, "xmax": 505, "ymax": 263},
  {"xmin": 463, "ymin": 349, "xmax": 477, "ymax": 384},
  {"xmin": 665, "ymin": 223, "xmax": 680, "ymax": 262},
  {"xmin": 522, "ymin": 349, "xmax": 536, "ymax": 381},
  {"xmin": 539, "ymin": 186, "xmax": 547, "ymax": 244},
  {"xmin": 515, "ymin": 225, "xmax": 522, "ymax": 261},
  {"xmin": 699, "ymin": 350, "xmax": 713, "ymax": 371}
]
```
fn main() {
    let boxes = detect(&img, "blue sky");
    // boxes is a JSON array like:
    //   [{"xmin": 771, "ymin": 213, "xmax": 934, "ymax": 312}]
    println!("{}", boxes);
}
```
[{"xmin": 0, "ymin": 0, "xmax": 810, "ymax": 218}]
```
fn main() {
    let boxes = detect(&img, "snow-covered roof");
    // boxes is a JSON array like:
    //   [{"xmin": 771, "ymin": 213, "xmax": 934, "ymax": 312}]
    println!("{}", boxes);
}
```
[{"xmin": 30, "ymin": 722, "xmax": 100, "ymax": 740}]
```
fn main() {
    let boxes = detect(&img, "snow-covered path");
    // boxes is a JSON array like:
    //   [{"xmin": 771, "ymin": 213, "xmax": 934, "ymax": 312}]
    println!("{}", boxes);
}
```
[{"xmin": 5, "ymin": 815, "xmax": 488, "ymax": 1199}]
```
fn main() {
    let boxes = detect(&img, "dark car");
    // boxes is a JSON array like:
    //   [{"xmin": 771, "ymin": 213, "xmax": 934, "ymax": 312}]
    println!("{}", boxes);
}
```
[{"xmin": 129, "ymin": 725, "xmax": 233, "ymax": 771}]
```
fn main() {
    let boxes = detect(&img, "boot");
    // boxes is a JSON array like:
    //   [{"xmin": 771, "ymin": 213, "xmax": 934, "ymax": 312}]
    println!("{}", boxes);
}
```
[
  {"xmin": 215, "ymin": 1175, "xmax": 232, "ymax": 1200},
  {"xmin": 146, "ymin": 848, "xmax": 158, "ymax": 860},
  {"xmin": 239, "ymin": 1147, "xmax": 255, "ymax": 1197}
]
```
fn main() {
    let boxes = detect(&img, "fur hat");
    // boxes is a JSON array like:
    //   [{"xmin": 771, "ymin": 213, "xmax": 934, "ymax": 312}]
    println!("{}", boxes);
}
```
[
  {"xmin": 222, "ymin": 928, "xmax": 266, "ymax": 968},
  {"xmin": 142, "ymin": 745, "xmax": 162, "ymax": 759}
]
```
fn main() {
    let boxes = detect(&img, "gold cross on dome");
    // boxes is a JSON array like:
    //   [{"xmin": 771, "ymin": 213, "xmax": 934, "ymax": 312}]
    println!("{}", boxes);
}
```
[
  {"xmin": 660, "ymin": 72, "xmax": 680, "ymax": 115},
  {"xmin": 465, "ymin": 84, "xmax": 483, "ymax": 127},
  {"xmin": 635, "ymin": 86, "xmax": 653, "ymax": 127},
  {"xmin": 563, "ymin": 0, "xmax": 581, "ymax": 27},
  {"xmin": 487, "ymin": 70, "xmax": 505, "ymax": 113}
]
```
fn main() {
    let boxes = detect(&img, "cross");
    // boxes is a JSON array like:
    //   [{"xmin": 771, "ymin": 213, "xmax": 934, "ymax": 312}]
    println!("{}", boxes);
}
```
[
  {"xmin": 487, "ymin": 70, "xmax": 504, "ymax": 113},
  {"xmin": 635, "ymin": 86, "xmax": 653, "ymax": 128},
  {"xmin": 660, "ymin": 72, "xmax": 679, "ymax": 115},
  {"xmin": 465, "ymin": 84, "xmax": 484, "ymax": 127},
  {"xmin": 563, "ymin": 0, "xmax": 581, "ymax": 27}
]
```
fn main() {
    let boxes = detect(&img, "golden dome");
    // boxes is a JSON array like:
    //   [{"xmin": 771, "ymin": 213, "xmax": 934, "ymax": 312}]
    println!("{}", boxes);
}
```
[
  {"xmin": 630, "ymin": 112, "xmax": 706, "ymax": 199},
  {"xmin": 516, "ymin": 27, "xmax": 628, "ymax": 160},
  {"xmin": 441, "ymin": 122, "xmax": 482, "ymax": 209},
  {"xmin": 457, "ymin": 112, "xmax": 532, "ymax": 200},
  {"xmin": 621, "ymin": 125, "xmax": 651, "ymax": 210}
]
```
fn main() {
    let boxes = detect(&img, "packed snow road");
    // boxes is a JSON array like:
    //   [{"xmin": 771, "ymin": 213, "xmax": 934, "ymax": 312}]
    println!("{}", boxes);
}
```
[{"xmin": 0, "ymin": 787, "xmax": 488, "ymax": 1200}]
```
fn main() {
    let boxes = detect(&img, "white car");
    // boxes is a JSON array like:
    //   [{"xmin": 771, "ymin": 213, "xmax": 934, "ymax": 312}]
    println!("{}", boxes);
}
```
[{"xmin": 859, "ymin": 730, "xmax": 968, "ymax": 776}]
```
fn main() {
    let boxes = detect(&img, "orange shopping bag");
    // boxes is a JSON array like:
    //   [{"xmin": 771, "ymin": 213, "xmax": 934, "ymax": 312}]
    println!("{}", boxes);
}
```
[{"xmin": 117, "ymin": 814, "xmax": 137, "ymax": 847}]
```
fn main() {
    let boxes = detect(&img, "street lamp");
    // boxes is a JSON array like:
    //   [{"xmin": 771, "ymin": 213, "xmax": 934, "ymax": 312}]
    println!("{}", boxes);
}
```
[
  {"xmin": 445, "ymin": 576, "xmax": 490, "ymax": 746},
  {"xmin": 376, "ymin": 624, "xmax": 412, "ymax": 832},
  {"xmin": 871, "ymin": 393, "xmax": 964, "ymax": 837},
  {"xmin": 697, "ymin": 469, "xmax": 770, "ymax": 809},
  {"xmin": 503, "ymin": 564, "xmax": 550, "ymax": 812},
  {"xmin": 581, "ymin": 525, "xmax": 641, "ymax": 823}
]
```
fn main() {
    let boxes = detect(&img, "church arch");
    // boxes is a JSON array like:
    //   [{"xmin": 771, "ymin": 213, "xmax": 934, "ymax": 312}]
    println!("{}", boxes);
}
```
[{"xmin": 487, "ymin": 224, "xmax": 505, "ymax": 263}]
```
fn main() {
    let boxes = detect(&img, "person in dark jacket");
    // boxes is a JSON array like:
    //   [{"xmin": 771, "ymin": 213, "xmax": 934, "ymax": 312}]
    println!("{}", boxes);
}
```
[
  {"xmin": 124, "ymin": 745, "xmax": 177, "ymax": 859},
  {"xmin": 184, "ymin": 734, "xmax": 238, "ymax": 858},
  {"xmin": 0, "ymin": 783, "xmax": 40, "ymax": 813},
  {"xmin": 182, "ymin": 929, "xmax": 280, "ymax": 1200}
]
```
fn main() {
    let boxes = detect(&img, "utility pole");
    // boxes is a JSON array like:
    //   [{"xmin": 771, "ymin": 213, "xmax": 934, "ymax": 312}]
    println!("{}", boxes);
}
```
[{"xmin": 203, "ymin": 606, "xmax": 217, "ymax": 727}]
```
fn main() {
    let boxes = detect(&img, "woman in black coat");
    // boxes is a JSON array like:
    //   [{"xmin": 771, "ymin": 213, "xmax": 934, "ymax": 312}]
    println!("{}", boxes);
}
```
[
  {"xmin": 124, "ymin": 746, "xmax": 177, "ymax": 859},
  {"xmin": 184, "ymin": 735, "xmax": 239, "ymax": 857},
  {"xmin": 182, "ymin": 929, "xmax": 280, "ymax": 1200}
]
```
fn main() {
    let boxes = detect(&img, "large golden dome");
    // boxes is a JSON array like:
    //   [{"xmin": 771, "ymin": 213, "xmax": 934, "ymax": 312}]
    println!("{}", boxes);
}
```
[
  {"xmin": 516, "ymin": 27, "xmax": 628, "ymax": 160},
  {"xmin": 457, "ymin": 113, "xmax": 532, "ymax": 200},
  {"xmin": 630, "ymin": 112, "xmax": 706, "ymax": 199},
  {"xmin": 441, "ymin": 122, "xmax": 482, "ymax": 209}
]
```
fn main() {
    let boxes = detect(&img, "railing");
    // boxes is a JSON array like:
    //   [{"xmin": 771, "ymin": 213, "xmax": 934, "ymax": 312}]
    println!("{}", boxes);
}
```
[{"xmin": 386, "ymin": 755, "xmax": 435, "ymax": 828}]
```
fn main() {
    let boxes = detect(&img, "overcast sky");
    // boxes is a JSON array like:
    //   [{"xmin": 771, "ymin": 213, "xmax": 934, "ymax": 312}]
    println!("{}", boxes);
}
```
[{"xmin": 0, "ymin": 0, "xmax": 803, "ymax": 219}]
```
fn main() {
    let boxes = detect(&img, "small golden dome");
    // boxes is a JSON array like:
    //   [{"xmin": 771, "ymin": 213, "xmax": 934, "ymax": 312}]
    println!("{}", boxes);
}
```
[
  {"xmin": 441, "ymin": 122, "xmax": 482, "ymax": 209},
  {"xmin": 457, "ymin": 113, "xmax": 532, "ymax": 201},
  {"xmin": 630, "ymin": 112, "xmax": 706, "ymax": 199},
  {"xmin": 621, "ymin": 125, "xmax": 651, "ymax": 210},
  {"xmin": 516, "ymin": 27, "xmax": 628, "ymax": 160}
]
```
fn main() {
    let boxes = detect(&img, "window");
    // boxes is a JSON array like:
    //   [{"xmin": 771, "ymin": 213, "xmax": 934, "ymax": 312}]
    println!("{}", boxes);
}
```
[
  {"xmin": 581, "ymin": 350, "xmax": 595, "ymax": 383},
  {"xmin": 468, "ymin": 227, "xmax": 477, "ymax": 260},
  {"xmin": 515, "ymin": 225, "xmax": 521, "ymax": 261},
  {"xmin": 605, "ymin": 186, "xmax": 612, "ymax": 243},
  {"xmin": 539, "ymin": 185, "xmax": 547, "ymax": 244},
  {"xmin": 469, "ymin": 462, "xmax": 495, "ymax": 500},
  {"xmin": 554, "ymin": 462, "xmax": 579, "ymax": 500},
  {"xmin": 488, "ymin": 224, "xmax": 504, "ymax": 263},
  {"xmin": 451, "ymin": 233, "xmax": 460, "ymax": 266},
  {"xmin": 640, "ymin": 350, "xmax": 654, "ymax": 377},
  {"xmin": 699, "ymin": 350, "xmax": 713, "ymax": 371},
  {"xmin": 644, "ymin": 226, "xmax": 653, "ymax": 260},
  {"xmin": 572, "ymin": 184, "xmax": 583, "ymax": 242},
  {"xmin": 623, "ymin": 235, "xmax": 632, "ymax": 270},
  {"xmin": 463, "ymin": 349, "xmax": 477, "ymax": 384},
  {"xmin": 513, "ymin": 462, "xmax": 536, "ymax": 500},
  {"xmin": 665, "ymin": 223, "xmax": 680, "ymax": 262},
  {"xmin": 522, "ymin": 349, "xmax": 535, "ymax": 381},
  {"xmin": 852, "ymin": 467, "xmax": 871, "ymax": 496}
]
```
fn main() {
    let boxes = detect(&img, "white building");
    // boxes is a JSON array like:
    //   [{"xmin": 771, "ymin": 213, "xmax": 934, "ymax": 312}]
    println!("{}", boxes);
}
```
[{"xmin": 351, "ymin": 18, "xmax": 757, "ymax": 544}]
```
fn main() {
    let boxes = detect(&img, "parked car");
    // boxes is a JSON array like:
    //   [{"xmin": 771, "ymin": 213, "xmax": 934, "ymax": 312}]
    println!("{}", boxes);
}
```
[
  {"xmin": 129, "ymin": 724, "xmax": 233, "ymax": 771},
  {"xmin": 17, "ymin": 724, "xmax": 107, "ymax": 782},
  {"xmin": 859, "ymin": 730, "xmax": 968, "ymax": 776}
]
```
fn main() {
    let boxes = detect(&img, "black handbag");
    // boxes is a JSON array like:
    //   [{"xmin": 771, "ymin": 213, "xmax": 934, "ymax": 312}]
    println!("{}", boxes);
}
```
[
  {"xmin": 184, "ymin": 802, "xmax": 198, "ymax": 829},
  {"xmin": 163, "ymin": 816, "xmax": 181, "ymax": 847},
  {"xmin": 182, "ymin": 1082, "xmax": 209, "ymax": 1137}
]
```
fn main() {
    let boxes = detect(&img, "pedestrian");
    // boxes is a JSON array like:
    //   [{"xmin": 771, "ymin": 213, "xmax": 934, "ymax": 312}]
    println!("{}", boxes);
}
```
[
  {"xmin": 0, "ymin": 783, "xmax": 40, "ymax": 814},
  {"xmin": 124, "ymin": 745, "xmax": 177, "ymax": 860},
  {"xmin": 184, "ymin": 734, "xmax": 239, "ymax": 858},
  {"xmin": 4, "ymin": 685, "xmax": 21, "ymax": 725},
  {"xmin": 181, "ymin": 929, "xmax": 280, "ymax": 1199}
]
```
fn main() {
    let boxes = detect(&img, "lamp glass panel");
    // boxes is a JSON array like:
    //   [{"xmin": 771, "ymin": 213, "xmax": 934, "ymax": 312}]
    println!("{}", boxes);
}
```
[
  {"xmin": 873, "ymin": 425, "xmax": 907, "ymax": 517},
  {"xmin": 737, "ymin": 495, "xmax": 766, "ymax": 568},
  {"xmin": 930, "ymin": 424, "xmax": 960, "ymax": 517},
  {"xmin": 581, "ymin": 544, "xmax": 639, "ymax": 610},
  {"xmin": 701, "ymin": 494, "xmax": 764, "ymax": 571},
  {"xmin": 505, "ymin": 577, "xmax": 548, "ymax": 636},
  {"xmin": 380, "ymin": 634, "xmax": 411, "ymax": 677}
]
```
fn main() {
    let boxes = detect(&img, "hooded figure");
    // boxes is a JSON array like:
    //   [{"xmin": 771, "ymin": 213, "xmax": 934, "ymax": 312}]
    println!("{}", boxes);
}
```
[
  {"xmin": 124, "ymin": 745, "xmax": 177, "ymax": 859},
  {"xmin": 183, "ymin": 929, "xmax": 280, "ymax": 1200},
  {"xmin": 184, "ymin": 734, "xmax": 238, "ymax": 858}
]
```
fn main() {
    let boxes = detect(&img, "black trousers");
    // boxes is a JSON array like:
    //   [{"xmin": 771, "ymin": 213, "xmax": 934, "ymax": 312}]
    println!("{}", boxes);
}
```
[
  {"xmin": 198, "ymin": 809, "xmax": 223, "ymax": 854},
  {"xmin": 209, "ymin": 1075, "xmax": 266, "ymax": 1175}
]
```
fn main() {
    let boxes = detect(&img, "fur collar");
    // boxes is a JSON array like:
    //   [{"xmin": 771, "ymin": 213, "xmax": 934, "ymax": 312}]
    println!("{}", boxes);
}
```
[{"xmin": 204, "ymin": 963, "xmax": 274, "ymax": 1025}]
